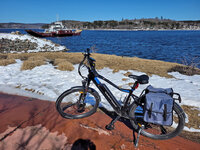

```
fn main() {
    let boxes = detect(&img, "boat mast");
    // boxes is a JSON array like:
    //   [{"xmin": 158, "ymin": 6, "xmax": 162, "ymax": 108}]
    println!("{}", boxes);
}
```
[{"xmin": 56, "ymin": 14, "xmax": 59, "ymax": 22}]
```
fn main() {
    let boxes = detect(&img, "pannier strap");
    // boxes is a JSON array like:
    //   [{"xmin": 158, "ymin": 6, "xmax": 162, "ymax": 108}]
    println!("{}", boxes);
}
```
[
  {"xmin": 148, "ymin": 103, "xmax": 153, "ymax": 118},
  {"xmin": 163, "ymin": 104, "xmax": 167, "ymax": 121}
]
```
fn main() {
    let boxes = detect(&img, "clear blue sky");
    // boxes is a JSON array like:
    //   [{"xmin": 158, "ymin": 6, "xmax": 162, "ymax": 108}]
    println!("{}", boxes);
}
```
[{"xmin": 1, "ymin": 0, "xmax": 200, "ymax": 23}]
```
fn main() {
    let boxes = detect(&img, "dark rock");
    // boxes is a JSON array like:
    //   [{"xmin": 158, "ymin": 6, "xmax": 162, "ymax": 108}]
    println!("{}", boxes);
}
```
[{"xmin": 0, "ymin": 38, "xmax": 38, "ymax": 53}]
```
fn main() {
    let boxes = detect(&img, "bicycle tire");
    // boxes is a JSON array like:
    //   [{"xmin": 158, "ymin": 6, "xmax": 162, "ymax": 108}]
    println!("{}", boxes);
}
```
[
  {"xmin": 129, "ymin": 102, "xmax": 185, "ymax": 140},
  {"xmin": 56, "ymin": 86, "xmax": 100, "ymax": 119}
]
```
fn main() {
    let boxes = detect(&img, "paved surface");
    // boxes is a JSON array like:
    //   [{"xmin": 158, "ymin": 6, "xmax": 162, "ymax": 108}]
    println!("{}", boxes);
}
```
[{"xmin": 0, "ymin": 92, "xmax": 199, "ymax": 150}]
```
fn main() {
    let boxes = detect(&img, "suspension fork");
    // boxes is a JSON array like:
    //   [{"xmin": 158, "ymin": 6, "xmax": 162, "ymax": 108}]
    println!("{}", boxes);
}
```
[
  {"xmin": 75, "ymin": 78, "xmax": 92, "ymax": 112},
  {"xmin": 80, "ymin": 77, "xmax": 92, "ymax": 102},
  {"xmin": 82, "ymin": 77, "xmax": 91, "ymax": 92}
]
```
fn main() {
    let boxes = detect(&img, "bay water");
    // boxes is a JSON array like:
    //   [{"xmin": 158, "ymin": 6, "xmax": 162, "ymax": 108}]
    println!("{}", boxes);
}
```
[{"xmin": 1, "ymin": 29, "xmax": 200, "ymax": 67}]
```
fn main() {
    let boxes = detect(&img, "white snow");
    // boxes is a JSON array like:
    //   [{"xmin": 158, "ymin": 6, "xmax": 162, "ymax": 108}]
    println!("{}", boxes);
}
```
[
  {"xmin": 0, "ymin": 59, "xmax": 200, "ymax": 132},
  {"xmin": 0, "ymin": 33, "xmax": 66, "ymax": 53},
  {"xmin": 185, "ymin": 113, "xmax": 189, "ymax": 124},
  {"xmin": 183, "ymin": 126, "xmax": 200, "ymax": 133}
]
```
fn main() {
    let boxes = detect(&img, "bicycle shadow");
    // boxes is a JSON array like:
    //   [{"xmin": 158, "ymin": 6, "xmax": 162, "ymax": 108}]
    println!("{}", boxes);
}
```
[
  {"xmin": 98, "ymin": 106, "xmax": 139, "ymax": 146},
  {"xmin": 98, "ymin": 106, "xmax": 134, "ymax": 130},
  {"xmin": 0, "ymin": 98, "xmax": 67, "ymax": 150}
]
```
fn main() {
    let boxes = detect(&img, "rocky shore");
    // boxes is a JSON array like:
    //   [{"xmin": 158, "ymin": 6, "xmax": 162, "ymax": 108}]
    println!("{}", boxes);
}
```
[
  {"xmin": 0, "ymin": 33, "xmax": 68, "ymax": 53},
  {"xmin": 0, "ymin": 38, "xmax": 38, "ymax": 53}
]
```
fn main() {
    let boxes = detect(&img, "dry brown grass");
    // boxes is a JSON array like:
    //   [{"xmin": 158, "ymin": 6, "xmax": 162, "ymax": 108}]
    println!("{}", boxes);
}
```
[
  {"xmin": 182, "ymin": 105, "xmax": 200, "ymax": 129},
  {"xmin": 21, "ymin": 60, "xmax": 45, "ymax": 70},
  {"xmin": 0, "ymin": 52, "xmax": 189, "ymax": 77},
  {"xmin": 60, "ymin": 53, "xmax": 82, "ymax": 64},
  {"xmin": 91, "ymin": 53, "xmax": 179, "ymax": 77},
  {"xmin": 123, "ymin": 72, "xmax": 132, "ymax": 77},
  {"xmin": 0, "ymin": 54, "xmax": 8, "ymax": 59},
  {"xmin": 178, "ymin": 105, "xmax": 200, "ymax": 143},
  {"xmin": 168, "ymin": 65, "xmax": 200, "ymax": 76},
  {"xmin": 57, "ymin": 61, "xmax": 74, "ymax": 71},
  {"xmin": 0, "ymin": 59, "xmax": 16, "ymax": 66},
  {"xmin": 28, "ymin": 56, "xmax": 46, "ymax": 61},
  {"xmin": 122, "ymin": 78, "xmax": 128, "ymax": 81},
  {"xmin": 53, "ymin": 58, "xmax": 67, "ymax": 66},
  {"xmin": 179, "ymin": 130, "xmax": 200, "ymax": 143},
  {"xmin": 41, "ymin": 52, "xmax": 82, "ymax": 64},
  {"xmin": 7, "ymin": 53, "xmax": 34, "ymax": 60},
  {"xmin": 41, "ymin": 52, "xmax": 64, "ymax": 61}
]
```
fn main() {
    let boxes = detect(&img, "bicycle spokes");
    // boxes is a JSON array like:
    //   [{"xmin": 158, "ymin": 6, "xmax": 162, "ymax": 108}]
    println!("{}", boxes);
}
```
[
  {"xmin": 160, "ymin": 126, "xmax": 167, "ymax": 134},
  {"xmin": 60, "ymin": 91, "xmax": 97, "ymax": 116}
]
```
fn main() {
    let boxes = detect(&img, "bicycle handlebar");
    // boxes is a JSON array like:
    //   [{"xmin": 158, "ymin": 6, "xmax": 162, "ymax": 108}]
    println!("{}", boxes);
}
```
[
  {"xmin": 78, "ymin": 48, "xmax": 96, "ymax": 79},
  {"xmin": 78, "ymin": 48, "xmax": 136, "ymax": 93}
]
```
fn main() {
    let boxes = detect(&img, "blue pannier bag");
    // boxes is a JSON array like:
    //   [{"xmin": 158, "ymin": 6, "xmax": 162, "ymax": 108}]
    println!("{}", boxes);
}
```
[{"xmin": 144, "ymin": 85, "xmax": 174, "ymax": 126}]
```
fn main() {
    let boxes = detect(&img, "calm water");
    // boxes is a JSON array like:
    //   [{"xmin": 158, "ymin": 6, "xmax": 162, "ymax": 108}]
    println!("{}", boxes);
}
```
[{"xmin": 1, "ymin": 29, "xmax": 200, "ymax": 67}]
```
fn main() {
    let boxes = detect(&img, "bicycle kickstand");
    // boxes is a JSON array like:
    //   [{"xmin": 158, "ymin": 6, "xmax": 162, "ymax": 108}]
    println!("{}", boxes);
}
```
[
  {"xmin": 134, "ymin": 125, "xmax": 144, "ymax": 147},
  {"xmin": 105, "ymin": 115, "xmax": 121, "ymax": 130}
]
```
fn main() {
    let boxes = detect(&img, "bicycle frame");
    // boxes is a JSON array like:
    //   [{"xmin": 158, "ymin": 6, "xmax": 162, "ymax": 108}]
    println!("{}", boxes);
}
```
[
  {"xmin": 56, "ymin": 49, "xmax": 185, "ymax": 147},
  {"xmin": 84, "ymin": 65, "xmax": 139, "ymax": 118}
]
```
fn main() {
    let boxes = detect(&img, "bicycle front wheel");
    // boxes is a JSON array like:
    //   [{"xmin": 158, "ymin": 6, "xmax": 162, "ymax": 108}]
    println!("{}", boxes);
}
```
[
  {"xmin": 129, "ymin": 102, "xmax": 185, "ymax": 140},
  {"xmin": 56, "ymin": 86, "xmax": 100, "ymax": 119}
]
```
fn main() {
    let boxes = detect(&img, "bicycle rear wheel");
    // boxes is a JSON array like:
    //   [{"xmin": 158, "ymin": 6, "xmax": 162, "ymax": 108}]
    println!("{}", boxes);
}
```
[
  {"xmin": 56, "ymin": 86, "xmax": 100, "ymax": 119},
  {"xmin": 129, "ymin": 102, "xmax": 185, "ymax": 140}
]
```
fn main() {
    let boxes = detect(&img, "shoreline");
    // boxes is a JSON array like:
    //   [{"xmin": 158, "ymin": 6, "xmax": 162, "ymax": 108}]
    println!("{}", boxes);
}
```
[
  {"xmin": 84, "ymin": 28, "xmax": 200, "ymax": 31},
  {"xmin": 0, "ymin": 28, "xmax": 200, "ymax": 31},
  {"xmin": 0, "ymin": 28, "xmax": 43, "ymax": 30}
]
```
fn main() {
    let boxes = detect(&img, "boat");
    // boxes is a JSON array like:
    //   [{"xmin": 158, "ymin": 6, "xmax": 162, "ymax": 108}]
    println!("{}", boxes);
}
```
[{"xmin": 26, "ymin": 21, "xmax": 82, "ymax": 37}]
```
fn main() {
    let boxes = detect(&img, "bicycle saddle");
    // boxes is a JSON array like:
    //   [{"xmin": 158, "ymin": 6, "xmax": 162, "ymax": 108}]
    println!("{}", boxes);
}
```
[{"xmin": 128, "ymin": 74, "xmax": 149, "ymax": 84}]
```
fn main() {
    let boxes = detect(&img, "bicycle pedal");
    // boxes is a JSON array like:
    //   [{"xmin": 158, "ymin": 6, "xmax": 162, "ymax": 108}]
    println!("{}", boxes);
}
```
[{"xmin": 105, "ymin": 124, "xmax": 115, "ymax": 130}]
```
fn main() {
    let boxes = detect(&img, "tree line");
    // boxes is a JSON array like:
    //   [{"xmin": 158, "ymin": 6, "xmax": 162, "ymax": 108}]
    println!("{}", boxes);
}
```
[{"xmin": 42, "ymin": 18, "xmax": 200, "ymax": 30}]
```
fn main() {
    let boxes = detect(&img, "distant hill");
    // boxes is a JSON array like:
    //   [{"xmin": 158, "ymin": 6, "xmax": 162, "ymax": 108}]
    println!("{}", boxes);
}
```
[
  {"xmin": 0, "ymin": 23, "xmax": 45, "ymax": 29},
  {"xmin": 45, "ymin": 19, "xmax": 200, "ymax": 30},
  {"xmin": 1, "ymin": 19, "xmax": 200, "ymax": 30}
]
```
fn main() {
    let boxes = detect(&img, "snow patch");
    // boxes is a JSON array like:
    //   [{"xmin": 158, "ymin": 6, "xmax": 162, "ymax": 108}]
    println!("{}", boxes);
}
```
[
  {"xmin": 183, "ymin": 126, "xmax": 200, "ymax": 133},
  {"xmin": 1, "ymin": 60, "xmax": 200, "ymax": 132}
]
